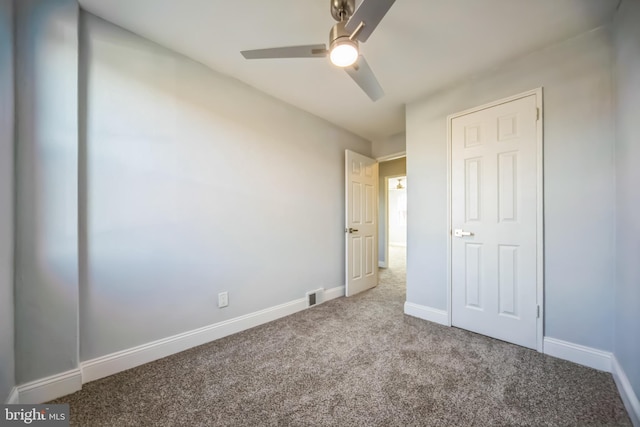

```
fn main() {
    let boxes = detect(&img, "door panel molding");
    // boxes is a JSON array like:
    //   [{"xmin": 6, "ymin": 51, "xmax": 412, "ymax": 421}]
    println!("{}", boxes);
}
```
[{"xmin": 446, "ymin": 88, "xmax": 544, "ymax": 352}]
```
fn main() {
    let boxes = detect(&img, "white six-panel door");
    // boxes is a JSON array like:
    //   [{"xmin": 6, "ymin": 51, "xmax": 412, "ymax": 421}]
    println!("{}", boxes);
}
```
[
  {"xmin": 345, "ymin": 150, "xmax": 378, "ymax": 297},
  {"xmin": 451, "ymin": 94, "xmax": 540, "ymax": 349}
]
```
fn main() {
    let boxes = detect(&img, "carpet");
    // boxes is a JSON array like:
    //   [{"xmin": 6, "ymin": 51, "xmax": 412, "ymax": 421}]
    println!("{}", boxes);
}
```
[{"xmin": 52, "ymin": 246, "xmax": 631, "ymax": 426}]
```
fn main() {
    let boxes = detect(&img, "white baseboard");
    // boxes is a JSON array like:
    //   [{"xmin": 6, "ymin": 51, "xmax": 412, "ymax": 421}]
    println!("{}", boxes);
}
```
[
  {"xmin": 324, "ymin": 285, "xmax": 345, "ymax": 302},
  {"xmin": 9, "ymin": 288, "xmax": 345, "ymax": 403},
  {"xmin": 82, "ymin": 286, "xmax": 344, "ymax": 384},
  {"xmin": 16, "ymin": 369, "xmax": 82, "ymax": 404},
  {"xmin": 82, "ymin": 299, "xmax": 305, "ymax": 383},
  {"xmin": 5, "ymin": 386, "xmax": 19, "ymax": 404},
  {"xmin": 612, "ymin": 355, "xmax": 640, "ymax": 427},
  {"xmin": 543, "ymin": 337, "xmax": 612, "ymax": 372},
  {"xmin": 378, "ymin": 261, "xmax": 387, "ymax": 268},
  {"xmin": 404, "ymin": 302, "xmax": 449, "ymax": 326}
]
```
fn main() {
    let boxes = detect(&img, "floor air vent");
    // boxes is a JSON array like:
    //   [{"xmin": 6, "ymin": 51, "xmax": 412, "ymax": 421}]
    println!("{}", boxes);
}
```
[{"xmin": 306, "ymin": 288, "xmax": 324, "ymax": 307}]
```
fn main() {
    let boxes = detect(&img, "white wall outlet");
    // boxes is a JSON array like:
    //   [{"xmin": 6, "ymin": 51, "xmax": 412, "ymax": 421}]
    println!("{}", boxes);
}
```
[{"xmin": 218, "ymin": 291, "xmax": 228, "ymax": 308}]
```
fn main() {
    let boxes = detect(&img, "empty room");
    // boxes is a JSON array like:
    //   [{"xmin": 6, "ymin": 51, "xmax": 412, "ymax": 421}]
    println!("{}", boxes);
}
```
[{"xmin": 1, "ymin": 0, "xmax": 638, "ymax": 425}]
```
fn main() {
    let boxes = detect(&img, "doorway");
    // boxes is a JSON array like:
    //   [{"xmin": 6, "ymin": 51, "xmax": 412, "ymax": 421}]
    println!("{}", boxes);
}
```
[
  {"xmin": 386, "ymin": 175, "xmax": 406, "ymax": 270},
  {"xmin": 378, "ymin": 157, "xmax": 406, "ymax": 276}
]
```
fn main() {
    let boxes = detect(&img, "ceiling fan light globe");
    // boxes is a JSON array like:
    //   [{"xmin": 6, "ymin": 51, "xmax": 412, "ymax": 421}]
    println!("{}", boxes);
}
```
[{"xmin": 330, "ymin": 42, "xmax": 358, "ymax": 67}]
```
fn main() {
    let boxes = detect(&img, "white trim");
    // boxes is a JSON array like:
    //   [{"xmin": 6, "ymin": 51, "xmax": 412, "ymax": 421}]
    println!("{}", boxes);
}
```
[
  {"xmin": 378, "ymin": 261, "xmax": 387, "ymax": 268},
  {"xmin": 612, "ymin": 355, "xmax": 640, "ymax": 427},
  {"xmin": 5, "ymin": 387, "xmax": 19, "ymax": 404},
  {"xmin": 6, "ymin": 288, "xmax": 346, "ymax": 404},
  {"xmin": 16, "ymin": 369, "xmax": 82, "ymax": 404},
  {"xmin": 446, "ymin": 102, "xmax": 453, "ymax": 327},
  {"xmin": 82, "ymin": 297, "xmax": 306, "ymax": 383},
  {"xmin": 324, "ymin": 285, "xmax": 345, "ymax": 301},
  {"xmin": 384, "ymin": 176, "xmax": 390, "ymax": 270},
  {"xmin": 535, "ymin": 88, "xmax": 545, "ymax": 352},
  {"xmin": 404, "ymin": 302, "xmax": 449, "ymax": 326},
  {"xmin": 81, "ymin": 287, "xmax": 343, "ymax": 384},
  {"xmin": 376, "ymin": 151, "xmax": 406, "ymax": 162},
  {"xmin": 448, "ymin": 89, "xmax": 542, "ymax": 119},
  {"xmin": 446, "ymin": 88, "xmax": 544, "ymax": 352},
  {"xmin": 543, "ymin": 337, "xmax": 612, "ymax": 372}
]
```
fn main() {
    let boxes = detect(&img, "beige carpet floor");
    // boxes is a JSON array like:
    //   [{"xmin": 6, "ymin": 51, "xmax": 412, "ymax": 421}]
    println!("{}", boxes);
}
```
[{"xmin": 52, "ymin": 246, "xmax": 631, "ymax": 426}]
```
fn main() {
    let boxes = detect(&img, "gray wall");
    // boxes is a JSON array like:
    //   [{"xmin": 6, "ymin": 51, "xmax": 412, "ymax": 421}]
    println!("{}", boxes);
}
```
[
  {"xmin": 0, "ymin": 0, "xmax": 15, "ymax": 402},
  {"xmin": 14, "ymin": 0, "xmax": 79, "ymax": 383},
  {"xmin": 613, "ymin": 0, "xmax": 640, "ymax": 403},
  {"xmin": 80, "ymin": 13, "xmax": 371, "ymax": 360},
  {"xmin": 406, "ymin": 27, "xmax": 616, "ymax": 351},
  {"xmin": 373, "ymin": 132, "xmax": 406, "ymax": 159},
  {"xmin": 378, "ymin": 158, "xmax": 406, "ymax": 266}
]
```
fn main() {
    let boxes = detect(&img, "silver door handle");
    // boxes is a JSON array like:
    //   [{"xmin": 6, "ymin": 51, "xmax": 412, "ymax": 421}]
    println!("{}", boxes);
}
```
[{"xmin": 454, "ymin": 229, "xmax": 473, "ymax": 237}]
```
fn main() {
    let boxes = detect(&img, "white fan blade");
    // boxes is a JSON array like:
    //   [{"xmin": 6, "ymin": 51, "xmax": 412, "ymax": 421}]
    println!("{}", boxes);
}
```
[
  {"xmin": 345, "ymin": 55, "xmax": 384, "ymax": 101},
  {"xmin": 345, "ymin": 0, "xmax": 395, "ymax": 43},
  {"xmin": 241, "ymin": 44, "xmax": 327, "ymax": 59}
]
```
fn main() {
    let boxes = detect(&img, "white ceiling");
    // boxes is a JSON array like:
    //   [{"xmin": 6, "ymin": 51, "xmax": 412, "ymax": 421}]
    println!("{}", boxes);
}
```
[{"xmin": 77, "ymin": 0, "xmax": 617, "ymax": 141}]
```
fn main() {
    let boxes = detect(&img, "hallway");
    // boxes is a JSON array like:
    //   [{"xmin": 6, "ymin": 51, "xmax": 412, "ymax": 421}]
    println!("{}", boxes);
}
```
[{"xmin": 379, "ymin": 244, "xmax": 406, "ymax": 296}]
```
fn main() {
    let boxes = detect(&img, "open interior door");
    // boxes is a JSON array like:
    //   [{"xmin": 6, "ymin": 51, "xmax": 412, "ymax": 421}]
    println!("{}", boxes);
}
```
[{"xmin": 345, "ymin": 150, "xmax": 378, "ymax": 296}]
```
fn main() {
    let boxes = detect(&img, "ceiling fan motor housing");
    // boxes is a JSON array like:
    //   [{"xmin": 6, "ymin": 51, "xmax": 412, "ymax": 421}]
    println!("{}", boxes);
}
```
[
  {"xmin": 331, "ymin": 0, "xmax": 355, "ymax": 22},
  {"xmin": 330, "ymin": 20, "xmax": 355, "ymax": 47},
  {"xmin": 329, "ymin": 20, "xmax": 359, "ymax": 66}
]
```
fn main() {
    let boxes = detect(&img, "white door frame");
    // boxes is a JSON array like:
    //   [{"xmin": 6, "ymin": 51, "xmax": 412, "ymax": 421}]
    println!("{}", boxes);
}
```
[
  {"xmin": 376, "ymin": 151, "xmax": 406, "ymax": 162},
  {"xmin": 446, "ymin": 88, "xmax": 544, "ymax": 352}
]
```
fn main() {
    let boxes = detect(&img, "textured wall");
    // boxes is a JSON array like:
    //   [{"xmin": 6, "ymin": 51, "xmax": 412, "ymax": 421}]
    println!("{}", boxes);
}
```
[
  {"xmin": 406, "ymin": 28, "xmax": 616, "ymax": 351},
  {"xmin": 0, "ymin": 0, "xmax": 15, "ymax": 401},
  {"xmin": 80, "ymin": 13, "xmax": 371, "ymax": 360},
  {"xmin": 613, "ymin": 0, "xmax": 640, "ymax": 408}
]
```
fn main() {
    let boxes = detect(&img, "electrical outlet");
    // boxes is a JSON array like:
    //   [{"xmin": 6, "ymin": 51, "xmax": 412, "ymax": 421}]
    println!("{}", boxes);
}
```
[{"xmin": 218, "ymin": 291, "xmax": 228, "ymax": 308}]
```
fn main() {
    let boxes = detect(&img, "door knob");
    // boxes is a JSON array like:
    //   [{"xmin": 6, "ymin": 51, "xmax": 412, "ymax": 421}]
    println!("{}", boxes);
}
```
[
  {"xmin": 346, "ymin": 227, "xmax": 359, "ymax": 234},
  {"xmin": 454, "ymin": 229, "xmax": 473, "ymax": 237}
]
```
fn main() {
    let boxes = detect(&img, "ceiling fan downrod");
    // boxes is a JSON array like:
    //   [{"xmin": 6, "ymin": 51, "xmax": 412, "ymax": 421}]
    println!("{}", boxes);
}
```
[
  {"xmin": 330, "ymin": 0, "xmax": 366, "ymax": 55},
  {"xmin": 331, "ymin": 0, "xmax": 355, "ymax": 22}
]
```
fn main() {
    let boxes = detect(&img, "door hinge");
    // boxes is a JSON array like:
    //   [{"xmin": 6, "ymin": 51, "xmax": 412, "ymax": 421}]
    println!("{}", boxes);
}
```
[
  {"xmin": 536, "ymin": 108, "xmax": 540, "ymax": 121},
  {"xmin": 537, "ymin": 305, "xmax": 541, "ymax": 318}
]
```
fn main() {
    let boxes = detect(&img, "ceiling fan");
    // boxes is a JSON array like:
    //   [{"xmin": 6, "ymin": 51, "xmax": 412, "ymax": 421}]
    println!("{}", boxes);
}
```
[{"xmin": 240, "ymin": 0, "xmax": 396, "ymax": 102}]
